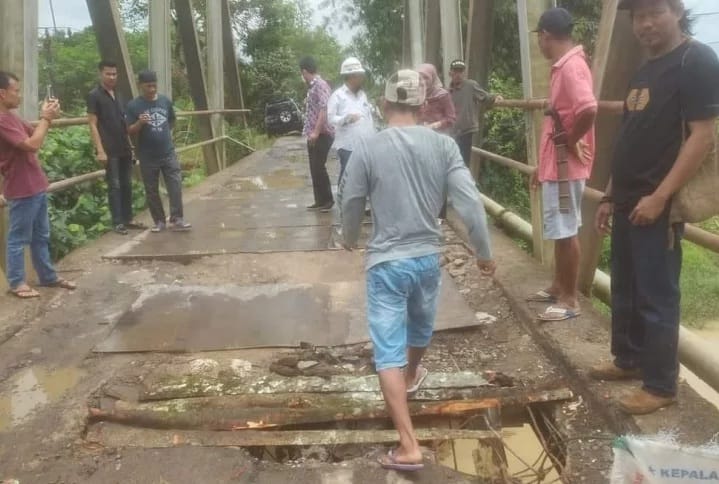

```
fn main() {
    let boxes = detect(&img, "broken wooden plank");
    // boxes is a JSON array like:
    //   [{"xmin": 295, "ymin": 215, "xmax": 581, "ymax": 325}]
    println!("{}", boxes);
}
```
[
  {"xmin": 86, "ymin": 422, "xmax": 498, "ymax": 449},
  {"xmin": 139, "ymin": 371, "xmax": 492, "ymax": 401},
  {"xmin": 89, "ymin": 397, "xmax": 501, "ymax": 430}
]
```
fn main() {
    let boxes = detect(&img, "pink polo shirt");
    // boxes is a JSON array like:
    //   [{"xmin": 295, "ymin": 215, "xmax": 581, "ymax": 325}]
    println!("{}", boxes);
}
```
[{"xmin": 538, "ymin": 45, "xmax": 597, "ymax": 182}]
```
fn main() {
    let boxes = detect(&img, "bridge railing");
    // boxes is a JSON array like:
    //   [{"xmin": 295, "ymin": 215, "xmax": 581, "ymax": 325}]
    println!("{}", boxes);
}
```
[
  {"xmin": 0, "ymin": 109, "xmax": 252, "ymax": 208},
  {"xmin": 474, "ymin": 98, "xmax": 719, "ymax": 394}
]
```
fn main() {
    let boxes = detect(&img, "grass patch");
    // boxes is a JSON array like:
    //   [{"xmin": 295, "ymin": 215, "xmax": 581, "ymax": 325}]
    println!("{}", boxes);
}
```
[{"xmin": 680, "ymin": 242, "xmax": 719, "ymax": 328}]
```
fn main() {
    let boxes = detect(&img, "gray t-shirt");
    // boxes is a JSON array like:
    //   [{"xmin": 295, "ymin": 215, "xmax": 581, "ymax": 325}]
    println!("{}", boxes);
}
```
[
  {"xmin": 339, "ymin": 125, "xmax": 492, "ymax": 269},
  {"xmin": 450, "ymin": 79, "xmax": 492, "ymax": 137},
  {"xmin": 126, "ymin": 95, "xmax": 176, "ymax": 161}
]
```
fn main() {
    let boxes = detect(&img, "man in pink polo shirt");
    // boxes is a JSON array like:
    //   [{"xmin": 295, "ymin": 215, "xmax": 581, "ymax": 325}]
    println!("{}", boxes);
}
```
[{"xmin": 527, "ymin": 8, "xmax": 598, "ymax": 321}]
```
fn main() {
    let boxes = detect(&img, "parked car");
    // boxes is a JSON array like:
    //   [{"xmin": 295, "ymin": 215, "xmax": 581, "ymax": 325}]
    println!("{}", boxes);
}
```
[{"xmin": 264, "ymin": 97, "xmax": 304, "ymax": 136}]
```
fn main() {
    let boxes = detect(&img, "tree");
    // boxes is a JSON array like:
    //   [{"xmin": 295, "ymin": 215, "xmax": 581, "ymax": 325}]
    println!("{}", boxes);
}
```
[{"xmin": 38, "ymin": 28, "xmax": 149, "ymax": 115}]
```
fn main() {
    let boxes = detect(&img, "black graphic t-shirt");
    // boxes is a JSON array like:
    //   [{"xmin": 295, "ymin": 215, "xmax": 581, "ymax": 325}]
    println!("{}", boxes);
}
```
[
  {"xmin": 611, "ymin": 40, "xmax": 719, "ymax": 211},
  {"xmin": 126, "ymin": 95, "xmax": 177, "ymax": 162}
]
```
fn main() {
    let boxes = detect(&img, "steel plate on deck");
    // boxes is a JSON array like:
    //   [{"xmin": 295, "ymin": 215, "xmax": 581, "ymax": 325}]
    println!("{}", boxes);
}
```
[{"xmin": 93, "ymin": 272, "xmax": 477, "ymax": 352}]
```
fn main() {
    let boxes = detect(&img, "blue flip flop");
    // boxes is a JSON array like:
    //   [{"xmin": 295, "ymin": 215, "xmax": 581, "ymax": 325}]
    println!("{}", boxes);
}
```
[
  {"xmin": 379, "ymin": 449, "xmax": 424, "ymax": 472},
  {"xmin": 537, "ymin": 306, "xmax": 581, "ymax": 322}
]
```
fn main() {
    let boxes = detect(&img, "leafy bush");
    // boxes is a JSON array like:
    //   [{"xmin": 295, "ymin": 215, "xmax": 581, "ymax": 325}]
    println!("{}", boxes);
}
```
[
  {"xmin": 480, "ymin": 76, "xmax": 530, "ymax": 219},
  {"xmin": 40, "ymin": 127, "xmax": 145, "ymax": 260}
]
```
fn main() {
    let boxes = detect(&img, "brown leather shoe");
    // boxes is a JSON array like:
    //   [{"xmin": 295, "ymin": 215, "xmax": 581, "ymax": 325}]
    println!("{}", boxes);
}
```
[
  {"xmin": 618, "ymin": 389, "xmax": 676, "ymax": 415},
  {"xmin": 588, "ymin": 362, "xmax": 641, "ymax": 381}
]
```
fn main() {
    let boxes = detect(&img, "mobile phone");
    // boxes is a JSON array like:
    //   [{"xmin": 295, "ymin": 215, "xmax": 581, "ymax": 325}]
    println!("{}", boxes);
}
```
[{"xmin": 46, "ymin": 84, "xmax": 55, "ymax": 100}]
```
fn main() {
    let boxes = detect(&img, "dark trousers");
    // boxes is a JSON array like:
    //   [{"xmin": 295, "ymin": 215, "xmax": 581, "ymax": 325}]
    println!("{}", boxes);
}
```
[
  {"xmin": 308, "ymin": 134, "xmax": 334, "ymax": 206},
  {"xmin": 338, "ymin": 148, "xmax": 352, "ymax": 185},
  {"xmin": 455, "ymin": 132, "xmax": 475, "ymax": 167},
  {"xmin": 106, "ymin": 156, "xmax": 134, "ymax": 226},
  {"xmin": 610, "ymin": 210, "xmax": 683, "ymax": 397},
  {"xmin": 140, "ymin": 154, "xmax": 184, "ymax": 224}
]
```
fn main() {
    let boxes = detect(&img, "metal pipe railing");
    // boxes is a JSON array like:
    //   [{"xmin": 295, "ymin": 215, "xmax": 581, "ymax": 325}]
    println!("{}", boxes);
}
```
[
  {"xmin": 473, "ymin": 147, "xmax": 719, "ymax": 253},
  {"xmin": 0, "ymin": 135, "xmax": 231, "ymax": 208},
  {"xmin": 31, "ymin": 108, "xmax": 250, "ymax": 128},
  {"xmin": 493, "ymin": 98, "xmax": 624, "ymax": 114}
]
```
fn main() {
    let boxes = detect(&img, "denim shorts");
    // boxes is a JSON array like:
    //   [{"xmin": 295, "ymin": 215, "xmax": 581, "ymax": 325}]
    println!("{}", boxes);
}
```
[
  {"xmin": 366, "ymin": 254, "xmax": 442, "ymax": 371},
  {"xmin": 542, "ymin": 180, "xmax": 585, "ymax": 240}
]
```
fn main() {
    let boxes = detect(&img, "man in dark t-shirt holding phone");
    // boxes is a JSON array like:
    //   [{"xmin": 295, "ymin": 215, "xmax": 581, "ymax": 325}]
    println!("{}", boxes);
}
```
[
  {"xmin": 126, "ymin": 70, "xmax": 190, "ymax": 233},
  {"xmin": 591, "ymin": 0, "xmax": 719, "ymax": 415},
  {"xmin": 0, "ymin": 71, "xmax": 76, "ymax": 298}
]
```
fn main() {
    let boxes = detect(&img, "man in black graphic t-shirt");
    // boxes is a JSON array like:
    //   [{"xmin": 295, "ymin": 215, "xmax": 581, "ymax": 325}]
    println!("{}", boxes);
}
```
[
  {"xmin": 127, "ymin": 70, "xmax": 191, "ymax": 233},
  {"xmin": 591, "ymin": 0, "xmax": 719, "ymax": 415}
]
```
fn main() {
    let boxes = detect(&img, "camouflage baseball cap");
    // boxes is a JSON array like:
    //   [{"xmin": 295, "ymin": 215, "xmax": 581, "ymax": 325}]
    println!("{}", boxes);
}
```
[{"xmin": 384, "ymin": 69, "xmax": 425, "ymax": 106}]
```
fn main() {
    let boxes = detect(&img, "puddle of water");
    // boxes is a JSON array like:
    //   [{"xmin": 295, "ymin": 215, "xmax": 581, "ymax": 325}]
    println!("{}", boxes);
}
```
[
  {"xmin": 438, "ymin": 424, "xmax": 559, "ymax": 482},
  {"xmin": 0, "ymin": 367, "xmax": 85, "ymax": 432}
]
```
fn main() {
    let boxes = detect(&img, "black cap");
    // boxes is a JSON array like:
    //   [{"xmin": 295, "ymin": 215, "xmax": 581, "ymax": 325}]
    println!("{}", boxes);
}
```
[
  {"xmin": 449, "ymin": 59, "xmax": 466, "ymax": 71},
  {"xmin": 138, "ymin": 70, "xmax": 157, "ymax": 83},
  {"xmin": 534, "ymin": 7, "xmax": 574, "ymax": 36}
]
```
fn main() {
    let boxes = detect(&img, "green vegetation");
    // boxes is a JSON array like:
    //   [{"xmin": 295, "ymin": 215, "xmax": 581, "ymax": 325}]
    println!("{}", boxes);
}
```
[{"xmin": 40, "ymin": 127, "xmax": 145, "ymax": 259}]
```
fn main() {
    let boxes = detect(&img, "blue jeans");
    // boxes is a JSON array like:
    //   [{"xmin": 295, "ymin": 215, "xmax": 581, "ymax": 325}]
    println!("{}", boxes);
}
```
[
  {"xmin": 6, "ymin": 192, "xmax": 58, "ymax": 289},
  {"xmin": 366, "ymin": 254, "xmax": 442, "ymax": 371},
  {"xmin": 337, "ymin": 148, "xmax": 352, "ymax": 185},
  {"xmin": 610, "ymin": 210, "xmax": 683, "ymax": 397}
]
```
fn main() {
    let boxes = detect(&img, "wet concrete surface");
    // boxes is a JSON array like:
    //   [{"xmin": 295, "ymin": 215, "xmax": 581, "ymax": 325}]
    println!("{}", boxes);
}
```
[{"xmin": 105, "ymin": 158, "xmax": 371, "ymax": 259}]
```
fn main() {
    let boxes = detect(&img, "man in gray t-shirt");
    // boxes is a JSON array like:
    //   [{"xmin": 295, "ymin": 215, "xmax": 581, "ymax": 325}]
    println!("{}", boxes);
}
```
[
  {"xmin": 339, "ymin": 70, "xmax": 495, "ymax": 472},
  {"xmin": 448, "ymin": 59, "xmax": 496, "ymax": 167},
  {"xmin": 126, "ymin": 70, "xmax": 190, "ymax": 232}
]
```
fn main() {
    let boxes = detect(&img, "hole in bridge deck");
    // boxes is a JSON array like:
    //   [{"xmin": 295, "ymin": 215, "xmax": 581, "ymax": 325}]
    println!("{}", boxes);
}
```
[{"xmin": 242, "ymin": 406, "xmax": 565, "ymax": 482}]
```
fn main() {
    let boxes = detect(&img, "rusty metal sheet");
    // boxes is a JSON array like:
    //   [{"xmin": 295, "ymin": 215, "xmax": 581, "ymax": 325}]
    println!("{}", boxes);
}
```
[{"xmin": 93, "ymin": 272, "xmax": 478, "ymax": 352}]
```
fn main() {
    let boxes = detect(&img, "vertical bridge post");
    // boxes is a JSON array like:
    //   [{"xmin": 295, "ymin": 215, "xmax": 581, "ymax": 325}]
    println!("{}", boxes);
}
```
[
  {"xmin": 207, "ymin": 0, "xmax": 226, "ymax": 169},
  {"xmin": 517, "ymin": 0, "xmax": 555, "ymax": 264},
  {"xmin": 86, "ymin": 0, "xmax": 138, "ymax": 102},
  {"xmin": 465, "ymin": 0, "xmax": 495, "ymax": 181},
  {"xmin": 175, "ymin": 0, "xmax": 221, "ymax": 175},
  {"xmin": 577, "ymin": 1, "xmax": 643, "ymax": 295},
  {"xmin": 149, "ymin": 0, "xmax": 172, "ymax": 98},
  {"xmin": 0, "ymin": 0, "xmax": 39, "ymax": 289}
]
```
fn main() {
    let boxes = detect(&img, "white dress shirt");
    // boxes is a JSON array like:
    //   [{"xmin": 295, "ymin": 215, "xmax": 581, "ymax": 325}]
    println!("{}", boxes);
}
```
[{"xmin": 327, "ymin": 84, "xmax": 375, "ymax": 151}]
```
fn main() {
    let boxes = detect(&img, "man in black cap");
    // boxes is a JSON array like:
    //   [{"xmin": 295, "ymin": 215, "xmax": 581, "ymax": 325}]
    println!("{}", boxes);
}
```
[
  {"xmin": 448, "ymin": 59, "xmax": 497, "ymax": 168},
  {"xmin": 126, "ymin": 70, "xmax": 191, "ymax": 233},
  {"xmin": 591, "ymin": 0, "xmax": 719, "ymax": 414},
  {"xmin": 527, "ymin": 7, "xmax": 598, "ymax": 324}
]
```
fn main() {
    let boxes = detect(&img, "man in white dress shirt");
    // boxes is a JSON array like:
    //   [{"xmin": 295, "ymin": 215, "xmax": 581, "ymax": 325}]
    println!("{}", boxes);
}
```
[{"xmin": 327, "ymin": 57, "xmax": 375, "ymax": 184}]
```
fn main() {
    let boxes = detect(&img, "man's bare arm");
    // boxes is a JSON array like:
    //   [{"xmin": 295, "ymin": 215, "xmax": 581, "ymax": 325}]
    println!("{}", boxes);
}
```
[
  {"xmin": 567, "ymin": 107, "xmax": 597, "ymax": 145},
  {"xmin": 18, "ymin": 100, "xmax": 59, "ymax": 152},
  {"xmin": 87, "ymin": 113, "xmax": 107, "ymax": 162},
  {"xmin": 18, "ymin": 119, "xmax": 52, "ymax": 152}
]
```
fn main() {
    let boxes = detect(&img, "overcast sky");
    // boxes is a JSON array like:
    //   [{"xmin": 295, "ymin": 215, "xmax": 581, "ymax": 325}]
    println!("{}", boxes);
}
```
[
  {"xmin": 37, "ymin": 0, "xmax": 351, "ymax": 42},
  {"xmin": 37, "ymin": 0, "xmax": 718, "ymax": 53}
]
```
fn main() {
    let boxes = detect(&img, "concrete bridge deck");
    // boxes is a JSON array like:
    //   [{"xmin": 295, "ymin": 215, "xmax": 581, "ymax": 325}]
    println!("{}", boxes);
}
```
[{"xmin": 0, "ymin": 137, "xmax": 716, "ymax": 484}]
